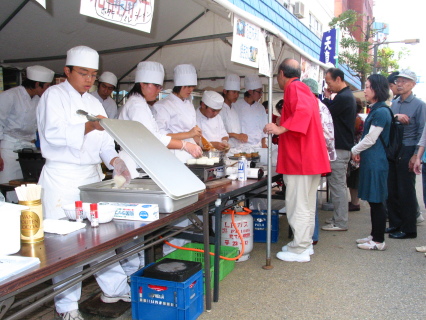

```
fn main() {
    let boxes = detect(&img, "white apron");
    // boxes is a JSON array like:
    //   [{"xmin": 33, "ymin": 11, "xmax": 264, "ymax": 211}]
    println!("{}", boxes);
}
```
[
  {"xmin": 39, "ymin": 160, "xmax": 103, "ymax": 220},
  {"xmin": 0, "ymin": 135, "xmax": 35, "ymax": 183}
]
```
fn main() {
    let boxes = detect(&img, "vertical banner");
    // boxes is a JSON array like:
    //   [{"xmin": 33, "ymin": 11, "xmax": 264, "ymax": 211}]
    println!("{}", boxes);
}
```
[
  {"xmin": 300, "ymin": 57, "xmax": 319, "ymax": 81},
  {"xmin": 80, "ymin": 0, "xmax": 154, "ymax": 33},
  {"xmin": 319, "ymin": 28, "xmax": 337, "ymax": 66},
  {"xmin": 231, "ymin": 15, "xmax": 261, "ymax": 68},
  {"xmin": 258, "ymin": 31, "xmax": 270, "ymax": 76}
]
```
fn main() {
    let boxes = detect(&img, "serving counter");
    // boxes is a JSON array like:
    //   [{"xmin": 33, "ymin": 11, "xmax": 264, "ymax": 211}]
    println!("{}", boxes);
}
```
[{"xmin": 0, "ymin": 172, "xmax": 280, "ymax": 320}]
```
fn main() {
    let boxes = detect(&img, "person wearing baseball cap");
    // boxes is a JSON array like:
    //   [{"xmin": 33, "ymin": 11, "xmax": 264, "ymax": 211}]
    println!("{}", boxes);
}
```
[
  {"xmin": 153, "ymin": 64, "xmax": 202, "ymax": 163},
  {"xmin": 387, "ymin": 71, "xmax": 400, "ymax": 100},
  {"xmin": 387, "ymin": 69, "xmax": 426, "ymax": 239},
  {"xmin": 233, "ymin": 74, "xmax": 268, "ymax": 148},
  {"xmin": 36, "ymin": 45, "xmax": 131, "ymax": 320},
  {"xmin": 0, "ymin": 65, "xmax": 54, "ymax": 184},
  {"xmin": 91, "ymin": 71, "xmax": 119, "ymax": 119},
  {"xmin": 220, "ymin": 74, "xmax": 248, "ymax": 148},
  {"xmin": 196, "ymin": 90, "xmax": 229, "ymax": 151}
]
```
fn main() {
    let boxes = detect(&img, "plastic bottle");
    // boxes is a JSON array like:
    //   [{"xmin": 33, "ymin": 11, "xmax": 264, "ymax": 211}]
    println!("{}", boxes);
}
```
[
  {"xmin": 90, "ymin": 203, "xmax": 99, "ymax": 228},
  {"xmin": 75, "ymin": 200, "xmax": 83, "ymax": 223}
]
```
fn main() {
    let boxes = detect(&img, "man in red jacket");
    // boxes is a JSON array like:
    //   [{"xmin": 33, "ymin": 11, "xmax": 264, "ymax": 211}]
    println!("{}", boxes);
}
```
[{"xmin": 264, "ymin": 58, "xmax": 330, "ymax": 262}]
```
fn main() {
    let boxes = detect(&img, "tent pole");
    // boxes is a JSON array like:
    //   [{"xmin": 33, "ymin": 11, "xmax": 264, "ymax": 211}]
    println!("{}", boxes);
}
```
[
  {"xmin": 0, "ymin": 0, "xmax": 30, "ymax": 32},
  {"xmin": 263, "ymin": 35, "xmax": 275, "ymax": 270}
]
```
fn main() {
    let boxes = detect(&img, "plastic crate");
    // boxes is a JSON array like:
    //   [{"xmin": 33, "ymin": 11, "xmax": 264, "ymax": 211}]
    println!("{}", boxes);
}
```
[
  {"xmin": 160, "ymin": 243, "xmax": 238, "ymax": 291},
  {"xmin": 251, "ymin": 210, "xmax": 279, "ymax": 243},
  {"xmin": 130, "ymin": 266, "xmax": 203, "ymax": 320}
]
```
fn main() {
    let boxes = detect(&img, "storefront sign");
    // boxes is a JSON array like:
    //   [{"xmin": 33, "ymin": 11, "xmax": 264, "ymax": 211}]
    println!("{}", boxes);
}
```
[
  {"xmin": 231, "ymin": 15, "xmax": 261, "ymax": 69},
  {"xmin": 80, "ymin": 0, "xmax": 154, "ymax": 33},
  {"xmin": 319, "ymin": 28, "xmax": 337, "ymax": 65}
]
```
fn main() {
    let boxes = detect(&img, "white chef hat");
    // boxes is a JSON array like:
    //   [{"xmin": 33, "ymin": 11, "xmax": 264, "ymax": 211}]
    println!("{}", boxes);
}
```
[
  {"xmin": 26, "ymin": 65, "xmax": 54, "ymax": 83},
  {"xmin": 202, "ymin": 91, "xmax": 224, "ymax": 110},
  {"xmin": 66, "ymin": 46, "xmax": 99, "ymax": 69},
  {"xmin": 98, "ymin": 71, "xmax": 117, "ymax": 87},
  {"xmin": 224, "ymin": 74, "xmax": 241, "ymax": 91},
  {"xmin": 244, "ymin": 74, "xmax": 262, "ymax": 91},
  {"xmin": 135, "ymin": 61, "xmax": 165, "ymax": 85},
  {"xmin": 174, "ymin": 64, "xmax": 197, "ymax": 86}
]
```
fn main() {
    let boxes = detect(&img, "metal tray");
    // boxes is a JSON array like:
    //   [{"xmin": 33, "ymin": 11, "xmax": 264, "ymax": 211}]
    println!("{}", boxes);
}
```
[{"xmin": 79, "ymin": 179, "xmax": 198, "ymax": 213}]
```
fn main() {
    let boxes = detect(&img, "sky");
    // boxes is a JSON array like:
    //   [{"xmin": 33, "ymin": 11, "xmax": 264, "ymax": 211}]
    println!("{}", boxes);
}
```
[{"xmin": 373, "ymin": 0, "xmax": 425, "ymax": 99}]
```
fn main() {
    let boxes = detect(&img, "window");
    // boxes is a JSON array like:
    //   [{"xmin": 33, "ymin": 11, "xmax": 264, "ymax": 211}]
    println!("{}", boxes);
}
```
[{"xmin": 309, "ymin": 13, "xmax": 323, "ymax": 37}]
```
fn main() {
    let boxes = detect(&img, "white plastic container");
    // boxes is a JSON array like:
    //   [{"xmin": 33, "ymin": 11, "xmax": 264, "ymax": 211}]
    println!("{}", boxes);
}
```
[
  {"xmin": 221, "ymin": 210, "xmax": 253, "ymax": 262},
  {"xmin": 0, "ymin": 202, "xmax": 29, "ymax": 255}
]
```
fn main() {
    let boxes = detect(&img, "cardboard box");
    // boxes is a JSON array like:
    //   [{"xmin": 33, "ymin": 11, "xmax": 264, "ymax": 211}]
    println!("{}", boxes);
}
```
[{"xmin": 98, "ymin": 202, "xmax": 159, "ymax": 221}]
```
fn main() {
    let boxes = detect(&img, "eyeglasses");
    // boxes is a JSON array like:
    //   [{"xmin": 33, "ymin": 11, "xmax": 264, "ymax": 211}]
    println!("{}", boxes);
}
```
[
  {"xmin": 394, "ymin": 78, "xmax": 411, "ymax": 85},
  {"xmin": 254, "ymin": 90, "xmax": 263, "ymax": 94},
  {"xmin": 75, "ymin": 70, "xmax": 98, "ymax": 80}
]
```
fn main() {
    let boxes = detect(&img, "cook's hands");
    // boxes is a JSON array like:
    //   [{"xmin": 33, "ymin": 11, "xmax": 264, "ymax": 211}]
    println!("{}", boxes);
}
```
[
  {"xmin": 395, "ymin": 114, "xmax": 409, "ymax": 125},
  {"xmin": 409, "ymin": 154, "xmax": 417, "ymax": 172},
  {"xmin": 85, "ymin": 115, "xmax": 106, "ymax": 134},
  {"xmin": 0, "ymin": 156, "xmax": 4, "ymax": 171},
  {"xmin": 185, "ymin": 142, "xmax": 203, "ymax": 158},
  {"xmin": 111, "ymin": 157, "xmax": 131, "ymax": 187},
  {"xmin": 352, "ymin": 153, "xmax": 360, "ymax": 162},
  {"xmin": 211, "ymin": 140, "xmax": 229, "ymax": 151},
  {"xmin": 235, "ymin": 133, "xmax": 248, "ymax": 143},
  {"xmin": 264, "ymin": 123, "xmax": 286, "ymax": 136},
  {"xmin": 188, "ymin": 126, "xmax": 202, "ymax": 139},
  {"xmin": 414, "ymin": 157, "xmax": 422, "ymax": 175}
]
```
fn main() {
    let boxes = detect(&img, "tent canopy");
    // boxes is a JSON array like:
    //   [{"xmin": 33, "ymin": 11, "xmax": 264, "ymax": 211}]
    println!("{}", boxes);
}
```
[{"xmin": 1, "ymin": 0, "xmax": 301, "ymax": 92}]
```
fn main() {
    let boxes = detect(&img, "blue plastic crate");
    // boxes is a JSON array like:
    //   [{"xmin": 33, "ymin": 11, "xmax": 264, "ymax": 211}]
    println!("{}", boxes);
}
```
[
  {"xmin": 251, "ymin": 210, "xmax": 279, "ymax": 243},
  {"xmin": 131, "ymin": 266, "xmax": 204, "ymax": 320}
]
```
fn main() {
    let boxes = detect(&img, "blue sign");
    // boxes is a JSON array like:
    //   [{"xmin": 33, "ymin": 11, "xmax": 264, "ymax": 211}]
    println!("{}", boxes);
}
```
[{"xmin": 319, "ymin": 28, "xmax": 337, "ymax": 66}]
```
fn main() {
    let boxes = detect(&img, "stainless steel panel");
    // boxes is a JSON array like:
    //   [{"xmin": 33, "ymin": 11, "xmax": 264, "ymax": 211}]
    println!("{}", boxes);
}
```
[
  {"xmin": 79, "ymin": 179, "xmax": 199, "ymax": 213},
  {"xmin": 100, "ymin": 119, "xmax": 205, "ymax": 200}
]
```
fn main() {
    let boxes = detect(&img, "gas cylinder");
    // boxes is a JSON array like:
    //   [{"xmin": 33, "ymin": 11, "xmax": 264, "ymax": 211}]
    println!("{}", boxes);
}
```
[{"xmin": 221, "ymin": 205, "xmax": 253, "ymax": 262}]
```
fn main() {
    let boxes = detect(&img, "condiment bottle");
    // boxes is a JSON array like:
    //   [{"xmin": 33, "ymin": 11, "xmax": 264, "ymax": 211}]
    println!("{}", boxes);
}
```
[
  {"xmin": 75, "ymin": 201, "xmax": 83, "ymax": 223},
  {"xmin": 90, "ymin": 203, "xmax": 99, "ymax": 228}
]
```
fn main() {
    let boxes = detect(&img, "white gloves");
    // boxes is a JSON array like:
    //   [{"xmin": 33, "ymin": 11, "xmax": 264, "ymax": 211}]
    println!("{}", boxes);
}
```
[{"xmin": 112, "ymin": 157, "xmax": 132, "ymax": 187}]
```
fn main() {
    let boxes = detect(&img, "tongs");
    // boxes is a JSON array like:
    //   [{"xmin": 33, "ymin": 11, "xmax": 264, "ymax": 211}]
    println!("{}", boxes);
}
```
[{"xmin": 76, "ymin": 109, "xmax": 101, "ymax": 121}]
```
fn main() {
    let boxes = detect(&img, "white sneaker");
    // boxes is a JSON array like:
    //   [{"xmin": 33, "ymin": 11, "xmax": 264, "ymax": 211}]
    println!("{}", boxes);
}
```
[
  {"xmin": 321, "ymin": 223, "xmax": 348, "ymax": 231},
  {"xmin": 325, "ymin": 218, "xmax": 334, "ymax": 224},
  {"xmin": 100, "ymin": 293, "xmax": 131, "ymax": 303},
  {"xmin": 276, "ymin": 250, "xmax": 310, "ymax": 262},
  {"xmin": 356, "ymin": 235, "xmax": 373, "ymax": 244},
  {"xmin": 57, "ymin": 310, "xmax": 84, "ymax": 320},
  {"xmin": 415, "ymin": 245, "xmax": 426, "ymax": 253},
  {"xmin": 417, "ymin": 214, "xmax": 425, "ymax": 224},
  {"xmin": 281, "ymin": 244, "xmax": 314, "ymax": 255},
  {"xmin": 357, "ymin": 240, "xmax": 387, "ymax": 251}
]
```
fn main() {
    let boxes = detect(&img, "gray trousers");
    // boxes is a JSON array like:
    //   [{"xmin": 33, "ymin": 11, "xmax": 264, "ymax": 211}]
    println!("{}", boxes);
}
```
[{"xmin": 327, "ymin": 149, "xmax": 351, "ymax": 229}]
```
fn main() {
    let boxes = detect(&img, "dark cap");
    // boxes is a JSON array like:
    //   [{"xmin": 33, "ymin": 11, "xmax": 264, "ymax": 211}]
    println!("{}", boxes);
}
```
[{"xmin": 387, "ymin": 71, "xmax": 399, "ymax": 84}]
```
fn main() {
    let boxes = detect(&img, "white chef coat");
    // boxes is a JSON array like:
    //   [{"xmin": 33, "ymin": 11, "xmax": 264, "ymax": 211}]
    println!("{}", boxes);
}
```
[
  {"xmin": 220, "ymin": 102, "xmax": 243, "ymax": 148},
  {"xmin": 0, "ymin": 86, "xmax": 39, "ymax": 183},
  {"xmin": 195, "ymin": 108, "xmax": 228, "ymax": 142},
  {"xmin": 153, "ymin": 93, "xmax": 197, "ymax": 163},
  {"xmin": 37, "ymin": 80, "xmax": 129, "ymax": 314},
  {"xmin": 233, "ymin": 99, "xmax": 267, "ymax": 147},
  {"xmin": 118, "ymin": 93, "xmax": 172, "ymax": 178},
  {"xmin": 91, "ymin": 90, "xmax": 118, "ymax": 119}
]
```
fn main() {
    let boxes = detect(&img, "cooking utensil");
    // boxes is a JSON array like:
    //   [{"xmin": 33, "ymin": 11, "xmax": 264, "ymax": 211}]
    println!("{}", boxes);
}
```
[{"xmin": 76, "ymin": 109, "xmax": 100, "ymax": 122}]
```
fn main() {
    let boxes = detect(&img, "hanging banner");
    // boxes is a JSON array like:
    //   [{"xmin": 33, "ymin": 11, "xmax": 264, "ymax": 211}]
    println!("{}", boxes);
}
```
[
  {"xmin": 231, "ymin": 15, "xmax": 261, "ymax": 69},
  {"xmin": 319, "ymin": 28, "xmax": 337, "ymax": 66},
  {"xmin": 258, "ymin": 32, "xmax": 270, "ymax": 76},
  {"xmin": 80, "ymin": 0, "xmax": 154, "ymax": 33},
  {"xmin": 301, "ymin": 57, "xmax": 319, "ymax": 82},
  {"xmin": 35, "ymin": 0, "xmax": 46, "ymax": 9}
]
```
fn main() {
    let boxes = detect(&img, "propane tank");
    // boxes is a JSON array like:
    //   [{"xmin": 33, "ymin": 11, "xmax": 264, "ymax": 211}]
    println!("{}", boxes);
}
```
[{"xmin": 221, "ymin": 205, "xmax": 253, "ymax": 262}]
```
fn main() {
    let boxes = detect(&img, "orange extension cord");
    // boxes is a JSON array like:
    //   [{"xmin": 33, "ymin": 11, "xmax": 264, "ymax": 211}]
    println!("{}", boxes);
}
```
[{"xmin": 163, "ymin": 206, "xmax": 252, "ymax": 261}]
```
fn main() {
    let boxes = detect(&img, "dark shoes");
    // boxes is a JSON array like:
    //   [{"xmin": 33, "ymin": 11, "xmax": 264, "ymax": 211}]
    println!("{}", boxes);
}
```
[
  {"xmin": 348, "ymin": 202, "xmax": 360, "ymax": 211},
  {"xmin": 385, "ymin": 227, "xmax": 399, "ymax": 234},
  {"xmin": 389, "ymin": 231, "xmax": 417, "ymax": 239}
]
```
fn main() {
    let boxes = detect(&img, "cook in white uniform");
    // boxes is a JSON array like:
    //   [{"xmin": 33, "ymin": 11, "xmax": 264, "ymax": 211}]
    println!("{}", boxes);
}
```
[
  {"xmin": 196, "ymin": 91, "xmax": 229, "ymax": 150},
  {"xmin": 233, "ymin": 74, "xmax": 268, "ymax": 148},
  {"xmin": 91, "ymin": 71, "xmax": 118, "ymax": 119},
  {"xmin": 117, "ymin": 61, "xmax": 202, "ymax": 275},
  {"xmin": 152, "ymin": 64, "xmax": 201, "ymax": 255},
  {"xmin": 0, "ymin": 65, "xmax": 54, "ymax": 183},
  {"xmin": 37, "ymin": 46, "xmax": 131, "ymax": 320},
  {"xmin": 152, "ymin": 64, "xmax": 202, "ymax": 163},
  {"xmin": 220, "ymin": 74, "xmax": 248, "ymax": 148}
]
